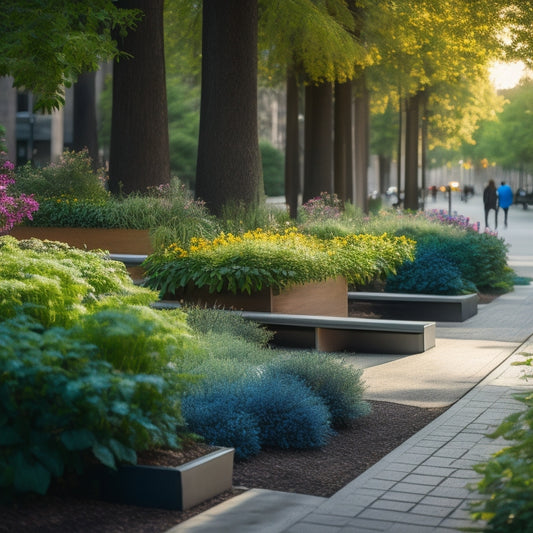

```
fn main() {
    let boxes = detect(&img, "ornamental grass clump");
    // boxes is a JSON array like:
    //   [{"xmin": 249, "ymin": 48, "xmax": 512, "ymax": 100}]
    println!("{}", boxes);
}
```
[{"xmin": 143, "ymin": 228, "xmax": 415, "ymax": 297}]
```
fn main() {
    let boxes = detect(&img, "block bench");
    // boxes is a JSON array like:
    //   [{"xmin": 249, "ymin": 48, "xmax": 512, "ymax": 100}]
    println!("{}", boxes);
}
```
[
  {"xmin": 107, "ymin": 253, "xmax": 148, "ymax": 283},
  {"xmin": 348, "ymin": 291, "xmax": 479, "ymax": 322},
  {"xmin": 151, "ymin": 302, "xmax": 435, "ymax": 354},
  {"xmin": 233, "ymin": 311, "xmax": 436, "ymax": 354}
]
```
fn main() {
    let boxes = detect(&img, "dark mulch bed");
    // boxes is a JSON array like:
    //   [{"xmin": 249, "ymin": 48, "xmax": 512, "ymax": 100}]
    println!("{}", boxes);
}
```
[{"xmin": 0, "ymin": 401, "xmax": 446, "ymax": 533}]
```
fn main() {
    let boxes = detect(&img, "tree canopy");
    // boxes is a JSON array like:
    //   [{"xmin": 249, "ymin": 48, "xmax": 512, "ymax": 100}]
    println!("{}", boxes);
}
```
[{"xmin": 0, "ymin": 0, "xmax": 140, "ymax": 111}]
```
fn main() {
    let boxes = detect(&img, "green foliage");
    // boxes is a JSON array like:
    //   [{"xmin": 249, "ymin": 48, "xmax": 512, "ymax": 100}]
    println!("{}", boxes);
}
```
[
  {"xmin": 0, "ymin": 1, "xmax": 141, "ymax": 111},
  {"xmin": 0, "ymin": 314, "xmax": 184, "ymax": 497},
  {"xmin": 143, "ymin": 229, "xmax": 415, "ymax": 297},
  {"xmin": 265, "ymin": 351, "xmax": 370, "ymax": 428},
  {"xmin": 260, "ymin": 141, "xmax": 285, "ymax": 197},
  {"xmin": 0, "ymin": 236, "xmax": 156, "ymax": 327},
  {"xmin": 74, "ymin": 306, "xmax": 195, "ymax": 379},
  {"xmin": 469, "ymin": 354, "xmax": 533, "ymax": 531},
  {"xmin": 14, "ymin": 149, "xmax": 109, "ymax": 202},
  {"xmin": 356, "ymin": 210, "xmax": 514, "ymax": 294},
  {"xmin": 217, "ymin": 200, "xmax": 291, "ymax": 235}
]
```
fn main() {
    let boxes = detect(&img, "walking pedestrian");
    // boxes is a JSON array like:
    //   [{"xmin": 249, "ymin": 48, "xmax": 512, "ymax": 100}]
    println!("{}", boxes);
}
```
[
  {"xmin": 497, "ymin": 181, "xmax": 513, "ymax": 227},
  {"xmin": 483, "ymin": 179, "xmax": 498, "ymax": 229}
]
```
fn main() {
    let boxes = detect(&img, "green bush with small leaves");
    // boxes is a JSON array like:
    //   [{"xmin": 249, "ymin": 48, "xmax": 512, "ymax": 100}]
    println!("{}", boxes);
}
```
[
  {"xmin": 469, "ymin": 354, "xmax": 533, "ymax": 532},
  {"xmin": 0, "ymin": 236, "xmax": 156, "ymax": 326}
]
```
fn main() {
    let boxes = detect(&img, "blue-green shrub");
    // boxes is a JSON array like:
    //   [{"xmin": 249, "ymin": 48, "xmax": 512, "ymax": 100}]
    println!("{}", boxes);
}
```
[
  {"xmin": 182, "ymin": 373, "xmax": 332, "ymax": 459},
  {"xmin": 185, "ymin": 307, "xmax": 273, "ymax": 347},
  {"xmin": 386, "ymin": 247, "xmax": 472, "ymax": 295},
  {"xmin": 240, "ymin": 374, "xmax": 333, "ymax": 450},
  {"xmin": 265, "ymin": 352, "xmax": 370, "ymax": 428},
  {"xmin": 182, "ymin": 391, "xmax": 261, "ymax": 459},
  {"xmin": 0, "ymin": 315, "xmax": 183, "ymax": 497},
  {"xmin": 388, "ymin": 227, "xmax": 513, "ymax": 294}
]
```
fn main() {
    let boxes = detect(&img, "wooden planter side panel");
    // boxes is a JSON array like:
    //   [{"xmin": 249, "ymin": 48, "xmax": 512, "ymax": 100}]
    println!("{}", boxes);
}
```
[
  {"xmin": 10, "ymin": 227, "xmax": 153, "ymax": 254},
  {"xmin": 271, "ymin": 277, "xmax": 347, "ymax": 317},
  {"xmin": 174, "ymin": 277, "xmax": 348, "ymax": 317}
]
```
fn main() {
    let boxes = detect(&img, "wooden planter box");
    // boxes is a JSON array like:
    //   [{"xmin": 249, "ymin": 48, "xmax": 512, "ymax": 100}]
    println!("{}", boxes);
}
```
[
  {"xmin": 89, "ymin": 447, "xmax": 234, "ymax": 511},
  {"xmin": 172, "ymin": 277, "xmax": 348, "ymax": 317},
  {"xmin": 10, "ymin": 226, "xmax": 154, "ymax": 255}
]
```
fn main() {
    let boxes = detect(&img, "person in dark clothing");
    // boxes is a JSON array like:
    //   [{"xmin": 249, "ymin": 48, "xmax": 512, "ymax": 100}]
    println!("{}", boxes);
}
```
[{"xmin": 483, "ymin": 179, "xmax": 498, "ymax": 229}]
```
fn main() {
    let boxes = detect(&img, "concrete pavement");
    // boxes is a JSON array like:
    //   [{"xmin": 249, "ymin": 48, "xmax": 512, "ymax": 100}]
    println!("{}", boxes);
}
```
[{"xmin": 169, "ymin": 197, "xmax": 533, "ymax": 532}]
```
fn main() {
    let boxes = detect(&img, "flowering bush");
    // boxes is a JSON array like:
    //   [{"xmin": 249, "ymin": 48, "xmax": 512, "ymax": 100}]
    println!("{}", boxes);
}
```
[
  {"xmin": 0, "ymin": 159, "xmax": 39, "ymax": 233},
  {"xmin": 143, "ymin": 227, "xmax": 415, "ymax": 296},
  {"xmin": 299, "ymin": 192, "xmax": 343, "ymax": 222}
]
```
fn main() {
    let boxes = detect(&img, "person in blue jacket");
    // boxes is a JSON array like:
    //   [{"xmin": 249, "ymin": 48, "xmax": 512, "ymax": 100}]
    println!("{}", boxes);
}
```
[{"xmin": 497, "ymin": 181, "xmax": 514, "ymax": 227}]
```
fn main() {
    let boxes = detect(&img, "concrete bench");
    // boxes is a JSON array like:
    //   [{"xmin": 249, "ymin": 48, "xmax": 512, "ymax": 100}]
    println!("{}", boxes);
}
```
[
  {"xmin": 348, "ymin": 291, "xmax": 478, "ymax": 322},
  {"xmin": 234, "ymin": 311, "xmax": 436, "ymax": 354}
]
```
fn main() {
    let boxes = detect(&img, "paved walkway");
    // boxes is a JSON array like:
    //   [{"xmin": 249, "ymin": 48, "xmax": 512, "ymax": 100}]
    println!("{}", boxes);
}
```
[{"xmin": 170, "ymin": 199, "xmax": 533, "ymax": 533}]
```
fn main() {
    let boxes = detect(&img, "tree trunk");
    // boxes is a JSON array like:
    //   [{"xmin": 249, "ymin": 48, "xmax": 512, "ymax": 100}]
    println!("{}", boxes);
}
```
[
  {"xmin": 195, "ymin": 0, "xmax": 262, "ymax": 216},
  {"xmin": 353, "ymin": 75, "xmax": 369, "ymax": 213},
  {"xmin": 73, "ymin": 71, "xmax": 99, "ymax": 169},
  {"xmin": 404, "ymin": 92, "xmax": 420, "ymax": 211},
  {"xmin": 109, "ymin": 0, "xmax": 169, "ymax": 194},
  {"xmin": 334, "ymin": 81, "xmax": 353, "ymax": 204},
  {"xmin": 284, "ymin": 68, "xmax": 300, "ymax": 219},
  {"xmin": 378, "ymin": 154, "xmax": 391, "ymax": 194},
  {"xmin": 303, "ymin": 82, "xmax": 333, "ymax": 203}
]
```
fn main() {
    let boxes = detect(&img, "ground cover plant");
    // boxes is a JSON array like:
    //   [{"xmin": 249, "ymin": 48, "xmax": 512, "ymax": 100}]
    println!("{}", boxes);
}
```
[{"xmin": 469, "ymin": 354, "xmax": 533, "ymax": 531}]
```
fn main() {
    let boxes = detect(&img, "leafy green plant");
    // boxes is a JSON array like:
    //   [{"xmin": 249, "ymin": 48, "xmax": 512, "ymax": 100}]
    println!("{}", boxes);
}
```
[
  {"xmin": 0, "ymin": 315, "xmax": 185, "ymax": 497},
  {"xmin": 260, "ymin": 141, "xmax": 284, "ymax": 197},
  {"xmin": 469, "ymin": 354, "xmax": 533, "ymax": 531}
]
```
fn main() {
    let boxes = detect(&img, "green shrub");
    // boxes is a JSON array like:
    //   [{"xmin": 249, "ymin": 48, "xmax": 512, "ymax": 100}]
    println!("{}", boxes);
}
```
[
  {"xmin": 469, "ymin": 354, "xmax": 533, "ymax": 531},
  {"xmin": 14, "ymin": 149, "xmax": 109, "ymax": 202},
  {"xmin": 0, "ymin": 236, "xmax": 156, "ymax": 326},
  {"xmin": 265, "ymin": 351, "xmax": 370, "ymax": 428},
  {"xmin": 0, "ymin": 315, "xmax": 184, "ymax": 497},
  {"xmin": 74, "ymin": 306, "xmax": 195, "ymax": 378}
]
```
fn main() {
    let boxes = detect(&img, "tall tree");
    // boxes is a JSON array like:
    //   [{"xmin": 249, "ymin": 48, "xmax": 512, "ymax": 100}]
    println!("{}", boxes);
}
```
[
  {"xmin": 195, "ymin": 0, "xmax": 262, "ymax": 215},
  {"xmin": 73, "ymin": 71, "xmax": 99, "ymax": 168},
  {"xmin": 109, "ymin": 0, "xmax": 170, "ymax": 194},
  {"xmin": 303, "ymin": 82, "xmax": 334, "ymax": 202}
]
